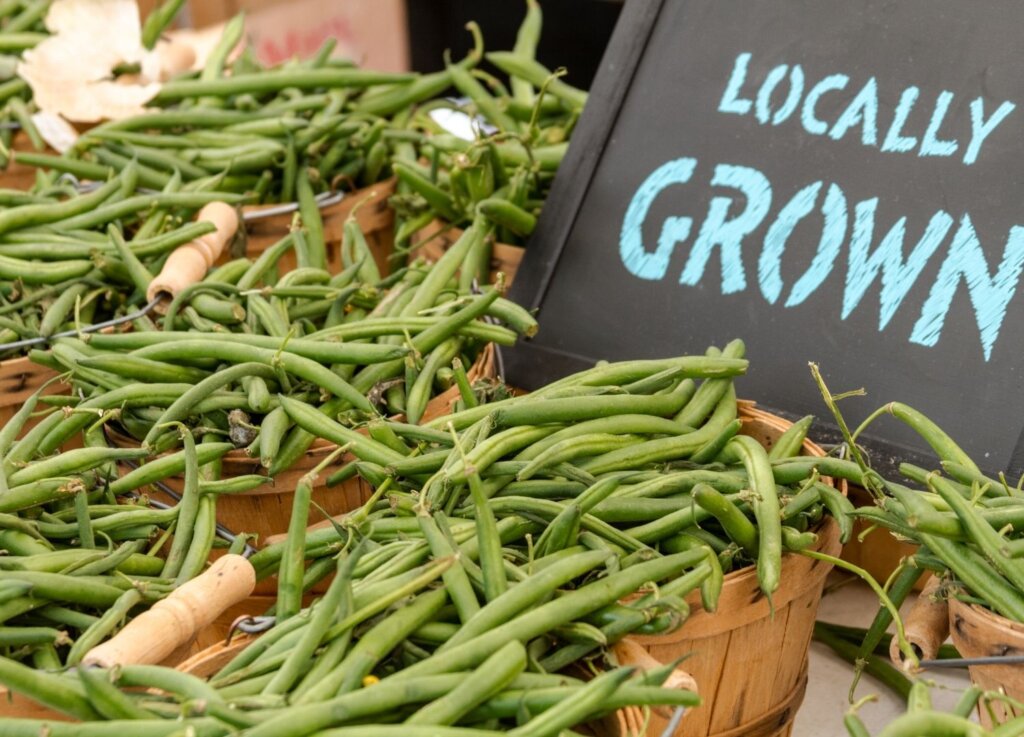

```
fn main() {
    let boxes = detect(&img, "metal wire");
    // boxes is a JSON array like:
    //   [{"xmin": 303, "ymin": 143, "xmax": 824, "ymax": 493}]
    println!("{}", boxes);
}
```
[
  {"xmin": 920, "ymin": 655, "xmax": 1024, "ymax": 668},
  {"xmin": 0, "ymin": 296, "xmax": 162, "ymax": 353},
  {"xmin": 118, "ymin": 456, "xmax": 258, "ymax": 558},
  {"xmin": 242, "ymin": 190, "xmax": 344, "ymax": 221},
  {"xmin": 227, "ymin": 614, "xmax": 276, "ymax": 642},
  {"xmin": 658, "ymin": 707, "xmax": 686, "ymax": 737}
]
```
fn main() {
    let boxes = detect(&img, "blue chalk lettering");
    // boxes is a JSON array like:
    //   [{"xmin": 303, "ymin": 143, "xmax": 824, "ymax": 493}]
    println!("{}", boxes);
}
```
[
  {"xmin": 719, "ymin": 52, "xmax": 753, "ymax": 115},
  {"xmin": 909, "ymin": 216, "xmax": 1024, "ymax": 360},
  {"xmin": 680, "ymin": 164, "xmax": 772, "ymax": 294},
  {"xmin": 881, "ymin": 87, "xmax": 920, "ymax": 153},
  {"xmin": 758, "ymin": 182, "xmax": 822, "ymax": 304},
  {"xmin": 919, "ymin": 91, "xmax": 958, "ymax": 157},
  {"xmin": 829, "ymin": 77, "xmax": 879, "ymax": 146},
  {"xmin": 786, "ymin": 183, "xmax": 847, "ymax": 306},
  {"xmin": 755, "ymin": 65, "xmax": 789, "ymax": 124},
  {"xmin": 843, "ymin": 198, "xmax": 953, "ymax": 328},
  {"xmin": 619, "ymin": 158, "xmax": 698, "ymax": 280},
  {"xmin": 964, "ymin": 98, "xmax": 1015, "ymax": 165},
  {"xmin": 772, "ymin": 65, "xmax": 804, "ymax": 125},
  {"xmin": 801, "ymin": 74, "xmax": 849, "ymax": 135}
]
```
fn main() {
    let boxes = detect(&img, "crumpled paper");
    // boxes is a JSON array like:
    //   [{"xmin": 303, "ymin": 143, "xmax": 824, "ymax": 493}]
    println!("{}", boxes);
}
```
[{"xmin": 18, "ymin": 0, "xmax": 192, "ymax": 122}]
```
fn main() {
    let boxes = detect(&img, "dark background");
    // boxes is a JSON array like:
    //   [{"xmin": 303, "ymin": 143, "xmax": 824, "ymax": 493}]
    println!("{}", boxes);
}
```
[
  {"xmin": 406, "ymin": 0, "xmax": 622, "ymax": 89},
  {"xmin": 507, "ymin": 0, "xmax": 1024, "ymax": 475}
]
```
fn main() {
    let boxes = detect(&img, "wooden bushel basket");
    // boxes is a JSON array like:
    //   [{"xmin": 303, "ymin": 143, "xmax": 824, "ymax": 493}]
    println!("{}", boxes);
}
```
[
  {"xmin": 0, "ymin": 132, "xmax": 49, "ymax": 191},
  {"xmin": 175, "ymin": 634, "xmax": 649, "ymax": 737},
  {"xmin": 411, "ymin": 219, "xmax": 524, "ymax": 286},
  {"xmin": 0, "ymin": 354, "xmax": 60, "ymax": 428},
  {"xmin": 623, "ymin": 405, "xmax": 844, "ymax": 737},
  {"xmin": 948, "ymin": 597, "xmax": 1024, "ymax": 727},
  {"xmin": 242, "ymin": 178, "xmax": 397, "ymax": 275}
]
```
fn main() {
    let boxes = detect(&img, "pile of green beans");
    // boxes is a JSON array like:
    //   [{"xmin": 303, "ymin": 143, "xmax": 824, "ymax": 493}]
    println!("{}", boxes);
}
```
[
  {"xmin": 844, "ymin": 682, "xmax": 1024, "ymax": 736},
  {"xmin": 19, "ymin": 11, "xmax": 417, "ymax": 204},
  {"xmin": 0, "ymin": 0, "xmax": 51, "ymax": 171},
  {"xmin": 15, "ymin": 4, "xmax": 582, "ymax": 262},
  {"xmin": 0, "ymin": 463, "xmax": 706, "ymax": 734},
  {"xmin": 254, "ymin": 342, "xmax": 853, "ymax": 604},
  {"xmin": 827, "ymin": 401, "xmax": 1024, "ymax": 625},
  {"xmin": 796, "ymin": 374, "xmax": 1024, "ymax": 687},
  {"xmin": 30, "ymin": 222, "xmax": 536, "ymax": 477},
  {"xmin": 0, "ymin": 383, "xmax": 239, "ymax": 667},
  {"xmin": 391, "ymin": 2, "xmax": 585, "ymax": 257},
  {"xmin": 0, "ymin": 159, "xmax": 245, "ymax": 359}
]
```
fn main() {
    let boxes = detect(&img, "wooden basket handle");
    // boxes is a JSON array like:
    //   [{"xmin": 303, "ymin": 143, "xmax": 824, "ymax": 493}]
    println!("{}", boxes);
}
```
[
  {"xmin": 83, "ymin": 554, "xmax": 255, "ymax": 668},
  {"xmin": 612, "ymin": 637, "xmax": 698, "ymax": 720},
  {"xmin": 146, "ymin": 202, "xmax": 238, "ymax": 308},
  {"xmin": 890, "ymin": 576, "xmax": 949, "ymax": 667}
]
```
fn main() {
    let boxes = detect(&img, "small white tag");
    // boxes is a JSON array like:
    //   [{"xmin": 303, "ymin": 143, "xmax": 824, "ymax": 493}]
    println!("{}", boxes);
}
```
[{"xmin": 31, "ymin": 111, "xmax": 79, "ymax": 153}]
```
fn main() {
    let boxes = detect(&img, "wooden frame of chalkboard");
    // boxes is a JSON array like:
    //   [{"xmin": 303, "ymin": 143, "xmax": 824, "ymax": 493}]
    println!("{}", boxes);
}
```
[
  {"xmin": 504, "ymin": 0, "xmax": 1024, "ymax": 477},
  {"xmin": 505, "ymin": 0, "xmax": 666, "ymax": 381}
]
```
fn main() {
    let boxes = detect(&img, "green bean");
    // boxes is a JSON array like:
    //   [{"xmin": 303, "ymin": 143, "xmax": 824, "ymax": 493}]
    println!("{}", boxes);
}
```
[
  {"xmin": 65, "ymin": 588, "xmax": 142, "ymax": 667},
  {"xmin": 509, "ymin": 667, "xmax": 634, "ymax": 737},
  {"xmin": 0, "ymin": 175, "xmax": 121, "ymax": 235},
  {"xmin": 154, "ymin": 69, "xmax": 415, "ymax": 102},
  {"xmin": 161, "ymin": 430, "xmax": 199, "ymax": 579},
  {"xmin": 418, "ymin": 511, "xmax": 480, "ymax": 623},
  {"xmin": 78, "ymin": 665, "xmax": 155, "ymax": 720},
  {"xmin": 0, "ymin": 253, "xmax": 94, "ymax": 284},
  {"xmin": 880, "ymin": 402, "xmax": 980, "ymax": 474},
  {"xmin": 278, "ymin": 394, "xmax": 405, "ymax": 467},
  {"xmin": 398, "ymin": 550, "xmax": 703, "ymax": 681},
  {"xmin": 135, "ymin": 343, "xmax": 375, "ymax": 427},
  {"xmin": 108, "ymin": 443, "xmax": 234, "ymax": 494},
  {"xmin": 930, "ymin": 475, "xmax": 1024, "ymax": 591},
  {"xmin": 393, "ymin": 162, "xmax": 462, "ymax": 223},
  {"xmin": 727, "ymin": 435, "xmax": 782, "ymax": 597},
  {"xmin": 0, "ymin": 655, "xmax": 100, "ymax": 720},
  {"xmin": 408, "ymin": 640, "xmax": 526, "ymax": 725},
  {"xmin": 38, "ymin": 283, "xmax": 89, "ymax": 337},
  {"xmin": 41, "ymin": 192, "xmax": 245, "ymax": 232},
  {"xmin": 268, "ymin": 548, "xmax": 362, "ymax": 695},
  {"xmin": 190, "ymin": 293, "xmax": 245, "ymax": 324},
  {"xmin": 767, "ymin": 415, "xmax": 814, "ymax": 461},
  {"xmin": 922, "ymin": 531, "xmax": 1024, "ymax": 621},
  {"xmin": 324, "ymin": 588, "xmax": 450, "ymax": 699},
  {"xmin": 816, "ymin": 482, "xmax": 854, "ymax": 543},
  {"xmin": 177, "ymin": 493, "xmax": 216, "ymax": 583},
  {"xmin": 0, "ymin": 570, "xmax": 127, "ymax": 607},
  {"xmin": 7, "ymin": 447, "xmax": 146, "ymax": 486},
  {"xmin": 0, "ymin": 626, "xmax": 67, "ymax": 647},
  {"xmin": 693, "ymin": 483, "xmax": 757, "ymax": 556},
  {"xmin": 91, "ymin": 329, "xmax": 406, "ymax": 365},
  {"xmin": 77, "ymin": 354, "xmax": 209, "ymax": 384}
]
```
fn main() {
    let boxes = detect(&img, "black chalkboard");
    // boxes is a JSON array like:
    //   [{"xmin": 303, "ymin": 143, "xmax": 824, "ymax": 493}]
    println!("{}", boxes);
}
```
[{"xmin": 506, "ymin": 0, "xmax": 1024, "ymax": 476}]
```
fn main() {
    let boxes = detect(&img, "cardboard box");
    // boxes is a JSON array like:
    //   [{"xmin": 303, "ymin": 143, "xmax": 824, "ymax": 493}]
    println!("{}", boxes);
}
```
[{"xmin": 142, "ymin": 0, "xmax": 408, "ymax": 71}]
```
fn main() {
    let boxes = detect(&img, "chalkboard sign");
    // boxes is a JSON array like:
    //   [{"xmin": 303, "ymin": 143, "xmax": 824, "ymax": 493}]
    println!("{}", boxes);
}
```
[{"xmin": 506, "ymin": 0, "xmax": 1024, "ymax": 475}]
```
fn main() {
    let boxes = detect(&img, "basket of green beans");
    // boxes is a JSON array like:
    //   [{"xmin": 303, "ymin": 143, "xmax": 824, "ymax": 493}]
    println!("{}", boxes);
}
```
[
  {"xmin": 0, "ymin": 391, "xmax": 265, "ymax": 718},
  {"xmin": 811, "ymin": 399, "xmax": 1024, "ymax": 728},
  {"xmin": 0, "ymin": 162, "xmax": 245, "ymax": 424},
  {"xmin": 34, "ymin": 223, "xmax": 535, "ymax": 549},
  {"xmin": 0, "ymin": 461, "xmax": 709, "ymax": 735},
  {"xmin": 389, "ymin": 2, "xmax": 583, "ymax": 269},
  {"xmin": 246, "ymin": 345, "xmax": 856, "ymax": 736}
]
